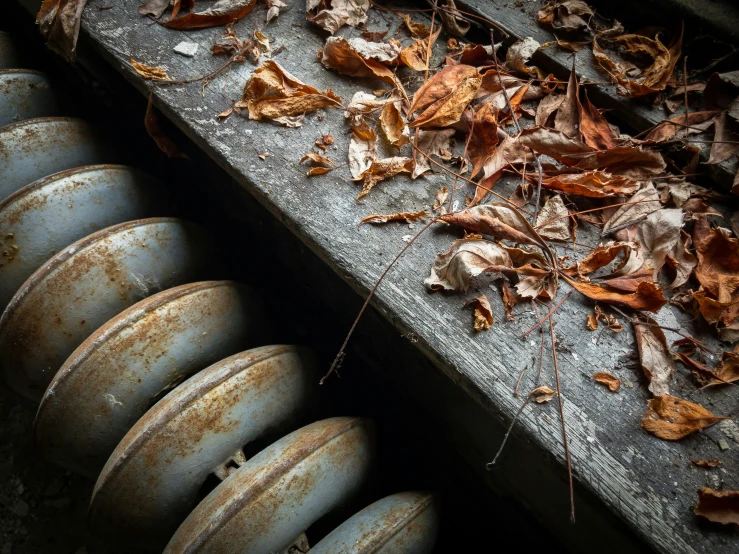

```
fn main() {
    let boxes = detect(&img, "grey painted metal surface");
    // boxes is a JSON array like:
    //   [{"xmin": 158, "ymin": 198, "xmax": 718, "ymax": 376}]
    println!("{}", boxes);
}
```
[
  {"xmin": 0, "ymin": 69, "xmax": 57, "ymax": 126},
  {"xmin": 310, "ymin": 492, "xmax": 438, "ymax": 554},
  {"xmin": 0, "ymin": 32, "xmax": 20, "ymax": 69},
  {"xmin": 0, "ymin": 165, "xmax": 165, "ymax": 310},
  {"xmin": 0, "ymin": 217, "xmax": 217, "ymax": 400},
  {"xmin": 164, "ymin": 417, "xmax": 375, "ymax": 554},
  {"xmin": 0, "ymin": 117, "xmax": 114, "ymax": 200},
  {"xmin": 35, "ymin": 281, "xmax": 273, "ymax": 478},
  {"xmin": 88, "ymin": 345, "xmax": 317, "ymax": 548}
]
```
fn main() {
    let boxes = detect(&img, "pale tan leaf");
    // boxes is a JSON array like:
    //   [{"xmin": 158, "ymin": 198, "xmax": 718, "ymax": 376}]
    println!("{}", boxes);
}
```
[
  {"xmin": 531, "ymin": 385, "xmax": 556, "ymax": 403},
  {"xmin": 465, "ymin": 294, "xmax": 494, "ymax": 332},
  {"xmin": 356, "ymin": 157, "xmax": 413, "ymax": 199},
  {"xmin": 634, "ymin": 316, "xmax": 674, "ymax": 397},
  {"xmin": 131, "ymin": 57, "xmax": 171, "ymax": 81},
  {"xmin": 306, "ymin": 0, "xmax": 370, "ymax": 34},
  {"xmin": 593, "ymin": 372, "xmax": 621, "ymax": 391},
  {"xmin": 359, "ymin": 210, "xmax": 427, "ymax": 227},
  {"xmin": 506, "ymin": 37, "xmax": 540, "ymax": 75},
  {"xmin": 413, "ymin": 129, "xmax": 455, "ymax": 179},
  {"xmin": 535, "ymin": 195, "xmax": 571, "ymax": 241},
  {"xmin": 425, "ymin": 238, "xmax": 512, "ymax": 292},
  {"xmin": 641, "ymin": 395, "xmax": 727, "ymax": 440}
]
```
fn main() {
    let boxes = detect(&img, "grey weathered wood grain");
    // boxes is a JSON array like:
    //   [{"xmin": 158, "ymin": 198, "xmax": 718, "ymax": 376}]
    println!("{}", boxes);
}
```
[{"xmin": 73, "ymin": 1, "xmax": 739, "ymax": 553}]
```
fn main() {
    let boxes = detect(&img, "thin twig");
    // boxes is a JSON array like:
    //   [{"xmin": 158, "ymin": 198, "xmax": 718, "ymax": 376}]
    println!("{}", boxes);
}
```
[
  {"xmin": 549, "ymin": 316, "xmax": 576, "ymax": 524},
  {"xmin": 514, "ymin": 357, "xmax": 533, "ymax": 396},
  {"xmin": 487, "ymin": 394, "xmax": 533, "ymax": 468},
  {"xmin": 521, "ymin": 291, "xmax": 573, "ymax": 339},
  {"xmin": 448, "ymin": 107, "xmax": 475, "ymax": 212},
  {"xmin": 321, "ymin": 220, "xmax": 435, "ymax": 383}
]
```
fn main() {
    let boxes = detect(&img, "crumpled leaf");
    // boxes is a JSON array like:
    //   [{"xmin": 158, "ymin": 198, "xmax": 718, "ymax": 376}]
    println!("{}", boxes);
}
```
[
  {"xmin": 537, "ymin": 0, "xmax": 594, "ymax": 32},
  {"xmin": 564, "ymin": 276, "xmax": 667, "ymax": 312},
  {"xmin": 531, "ymin": 385, "xmax": 556, "ymax": 403},
  {"xmin": 541, "ymin": 171, "xmax": 638, "ymax": 198},
  {"xmin": 641, "ymin": 395, "xmax": 727, "ymax": 440},
  {"xmin": 356, "ymin": 157, "xmax": 413, "ymax": 200},
  {"xmin": 593, "ymin": 372, "xmax": 621, "ymax": 391},
  {"xmin": 467, "ymin": 104, "xmax": 500, "ymax": 179},
  {"xmin": 634, "ymin": 315, "xmax": 674, "ymax": 396},
  {"xmin": 433, "ymin": 187, "xmax": 449, "ymax": 211},
  {"xmin": 164, "ymin": 0, "xmax": 257, "ymax": 29},
  {"xmin": 535, "ymin": 195, "xmax": 571, "ymax": 241},
  {"xmin": 266, "ymin": 0, "xmax": 287, "ymax": 24},
  {"xmin": 709, "ymin": 347, "xmax": 739, "ymax": 386},
  {"xmin": 506, "ymin": 37, "xmax": 541, "ymax": 75},
  {"xmin": 359, "ymin": 210, "xmax": 427, "ymax": 227},
  {"xmin": 465, "ymin": 294, "xmax": 493, "ymax": 332},
  {"xmin": 593, "ymin": 28, "xmax": 682, "ymax": 97},
  {"xmin": 438, "ymin": 0, "xmax": 470, "ymax": 37},
  {"xmin": 347, "ymin": 111, "xmax": 377, "ymax": 179},
  {"xmin": 694, "ymin": 489, "xmax": 739, "ymax": 526},
  {"xmin": 644, "ymin": 110, "xmax": 720, "ymax": 143},
  {"xmin": 408, "ymin": 64, "xmax": 481, "ymax": 128},
  {"xmin": 239, "ymin": 60, "xmax": 341, "ymax": 125},
  {"xmin": 306, "ymin": 0, "xmax": 370, "ymax": 34},
  {"xmin": 706, "ymin": 112, "xmax": 739, "ymax": 165},
  {"xmin": 130, "ymin": 57, "xmax": 171, "ymax": 80},
  {"xmin": 587, "ymin": 305, "xmax": 623, "ymax": 332},
  {"xmin": 36, "ymin": 0, "xmax": 88, "ymax": 62},
  {"xmin": 300, "ymin": 153, "xmax": 336, "ymax": 176},
  {"xmin": 425, "ymin": 238, "xmax": 512, "ymax": 292},
  {"xmin": 322, "ymin": 36, "xmax": 401, "ymax": 87},
  {"xmin": 403, "ymin": 15, "xmax": 429, "ymax": 37},
  {"xmin": 580, "ymin": 88, "xmax": 618, "ymax": 150},
  {"xmin": 145, "ymin": 94, "xmax": 188, "ymax": 159},
  {"xmin": 554, "ymin": 62, "xmax": 582, "ymax": 139},
  {"xmin": 563, "ymin": 242, "xmax": 631, "ymax": 277},
  {"xmin": 674, "ymin": 351, "xmax": 721, "ymax": 387},
  {"xmin": 566, "ymin": 146, "xmax": 666, "ymax": 179},
  {"xmin": 412, "ymin": 129, "xmax": 454, "ymax": 178},
  {"xmin": 692, "ymin": 460, "xmax": 720, "ymax": 468},
  {"xmin": 517, "ymin": 126, "xmax": 595, "ymax": 164},
  {"xmin": 400, "ymin": 27, "xmax": 441, "ymax": 71},
  {"xmin": 536, "ymin": 93, "xmax": 564, "ymax": 126},
  {"xmin": 379, "ymin": 97, "xmax": 409, "ymax": 147},
  {"xmin": 602, "ymin": 182, "xmax": 662, "ymax": 235},
  {"xmin": 695, "ymin": 227, "xmax": 739, "ymax": 304}
]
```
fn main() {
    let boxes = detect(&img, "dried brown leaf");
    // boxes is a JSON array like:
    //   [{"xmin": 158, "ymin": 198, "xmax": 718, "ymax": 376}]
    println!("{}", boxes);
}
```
[
  {"xmin": 634, "ymin": 315, "xmax": 674, "ymax": 396},
  {"xmin": 300, "ymin": 152, "xmax": 336, "ymax": 176},
  {"xmin": 593, "ymin": 372, "xmax": 621, "ymax": 391},
  {"xmin": 536, "ymin": 195, "xmax": 571, "ymax": 241},
  {"xmin": 145, "ymin": 94, "xmax": 188, "ymax": 159},
  {"xmin": 130, "ymin": 57, "xmax": 171, "ymax": 81},
  {"xmin": 580, "ymin": 88, "xmax": 618, "ymax": 150},
  {"xmin": 425, "ymin": 238, "xmax": 513, "ymax": 292},
  {"xmin": 694, "ymin": 489, "xmax": 739, "ymax": 526},
  {"xmin": 531, "ymin": 385, "xmax": 556, "ymax": 403},
  {"xmin": 413, "ymin": 129, "xmax": 455, "ymax": 179},
  {"xmin": 563, "ymin": 243, "xmax": 631, "ymax": 277},
  {"xmin": 138, "ymin": 0, "xmax": 171, "ymax": 18},
  {"xmin": 438, "ymin": 0, "xmax": 470, "ymax": 37},
  {"xmin": 403, "ymin": 15, "xmax": 429, "ymax": 37},
  {"xmin": 408, "ymin": 64, "xmax": 481, "ymax": 128},
  {"xmin": 692, "ymin": 460, "xmax": 721, "ymax": 468},
  {"xmin": 506, "ymin": 37, "xmax": 540, "ymax": 76},
  {"xmin": 535, "ymin": 93, "xmax": 564, "ymax": 127},
  {"xmin": 644, "ymin": 110, "xmax": 720, "ymax": 143},
  {"xmin": 554, "ymin": 62, "xmax": 581, "ymax": 139},
  {"xmin": 537, "ymin": 0, "xmax": 594, "ymax": 32},
  {"xmin": 163, "ymin": 0, "xmax": 256, "ymax": 29},
  {"xmin": 359, "ymin": 210, "xmax": 427, "ymax": 227},
  {"xmin": 380, "ymin": 100, "xmax": 409, "ymax": 147},
  {"xmin": 356, "ymin": 157, "xmax": 413, "ymax": 200},
  {"xmin": 602, "ymin": 182, "xmax": 662, "ymax": 235},
  {"xmin": 466, "ymin": 294, "xmax": 494, "ymax": 332},
  {"xmin": 707, "ymin": 112, "xmax": 739, "ymax": 165},
  {"xmin": 641, "ymin": 395, "xmax": 727, "ymax": 440},
  {"xmin": 399, "ymin": 27, "xmax": 441, "ymax": 71},
  {"xmin": 541, "ymin": 171, "xmax": 638, "ymax": 198},
  {"xmin": 433, "ymin": 186, "xmax": 449, "ymax": 211},
  {"xmin": 468, "ymin": 104, "xmax": 500, "ymax": 178},
  {"xmin": 306, "ymin": 0, "xmax": 370, "ymax": 34},
  {"xmin": 322, "ymin": 36, "xmax": 401, "ymax": 87},
  {"xmin": 564, "ymin": 276, "xmax": 667, "ymax": 312},
  {"xmin": 36, "ymin": 0, "xmax": 88, "ymax": 62}
]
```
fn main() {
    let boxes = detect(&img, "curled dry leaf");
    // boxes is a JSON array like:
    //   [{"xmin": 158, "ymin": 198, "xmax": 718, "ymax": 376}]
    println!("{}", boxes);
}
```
[
  {"xmin": 403, "ymin": 15, "xmax": 429, "ymax": 38},
  {"xmin": 707, "ymin": 112, "xmax": 739, "ymax": 165},
  {"xmin": 564, "ymin": 276, "xmax": 667, "ymax": 312},
  {"xmin": 642, "ymin": 395, "xmax": 727, "ymax": 440},
  {"xmin": 465, "ymin": 295, "xmax": 494, "ymax": 332},
  {"xmin": 593, "ymin": 28, "xmax": 682, "ymax": 97},
  {"xmin": 644, "ymin": 110, "xmax": 720, "ymax": 143},
  {"xmin": 36, "ymin": 0, "xmax": 88, "ymax": 62},
  {"xmin": 300, "ymin": 152, "xmax": 336, "ymax": 176},
  {"xmin": 535, "ymin": 195, "xmax": 571, "ymax": 241},
  {"xmin": 356, "ymin": 157, "xmax": 413, "ymax": 200},
  {"xmin": 306, "ymin": 0, "xmax": 370, "ymax": 34},
  {"xmin": 692, "ymin": 460, "xmax": 721, "ymax": 468},
  {"xmin": 537, "ymin": 0, "xmax": 594, "ymax": 32},
  {"xmin": 516, "ymin": 126, "xmax": 595, "ymax": 164},
  {"xmin": 580, "ymin": 88, "xmax": 618, "ymax": 150},
  {"xmin": 593, "ymin": 372, "xmax": 621, "ymax": 391},
  {"xmin": 412, "ymin": 129, "xmax": 455, "ymax": 179},
  {"xmin": 535, "ymin": 93, "xmax": 564, "ymax": 127},
  {"xmin": 587, "ymin": 305, "xmax": 623, "ymax": 332},
  {"xmin": 266, "ymin": 0, "xmax": 286, "ymax": 24},
  {"xmin": 359, "ymin": 210, "xmax": 427, "ymax": 227},
  {"xmin": 710, "ymin": 348, "xmax": 739, "ymax": 386},
  {"xmin": 425, "ymin": 238, "xmax": 512, "ymax": 292},
  {"xmin": 633, "ymin": 315, "xmax": 674, "ymax": 396},
  {"xmin": 531, "ymin": 385, "xmax": 556, "ymax": 403},
  {"xmin": 506, "ymin": 37, "xmax": 541, "ymax": 76},
  {"xmin": 145, "ymin": 94, "xmax": 188, "ymax": 159},
  {"xmin": 400, "ymin": 27, "xmax": 441, "ymax": 71},
  {"xmin": 602, "ymin": 182, "xmax": 662, "ymax": 235},
  {"xmin": 674, "ymin": 351, "xmax": 721, "ymax": 387},
  {"xmin": 433, "ymin": 187, "xmax": 449, "ymax": 211},
  {"xmin": 380, "ymin": 98, "xmax": 409, "ymax": 147},
  {"xmin": 130, "ymin": 58, "xmax": 171, "ymax": 81},
  {"xmin": 239, "ymin": 60, "xmax": 341, "ymax": 125},
  {"xmin": 567, "ymin": 146, "xmax": 666, "ymax": 180},
  {"xmin": 541, "ymin": 171, "xmax": 638, "ymax": 198},
  {"xmin": 408, "ymin": 64, "xmax": 482, "ymax": 128},
  {"xmin": 695, "ymin": 228, "xmax": 739, "ymax": 306},
  {"xmin": 164, "ymin": 0, "xmax": 257, "ymax": 29},
  {"xmin": 554, "ymin": 62, "xmax": 581, "ymax": 139},
  {"xmin": 563, "ymin": 242, "xmax": 631, "ymax": 277},
  {"xmin": 438, "ymin": 0, "xmax": 470, "ymax": 37},
  {"xmin": 468, "ymin": 103, "xmax": 500, "ymax": 178},
  {"xmin": 321, "ymin": 37, "xmax": 401, "ymax": 88}
]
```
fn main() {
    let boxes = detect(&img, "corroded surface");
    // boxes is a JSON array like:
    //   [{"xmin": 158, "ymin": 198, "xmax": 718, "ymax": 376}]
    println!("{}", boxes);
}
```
[
  {"xmin": 164, "ymin": 417, "xmax": 375, "ymax": 554},
  {"xmin": 0, "ymin": 164, "xmax": 165, "ymax": 310},
  {"xmin": 0, "ymin": 217, "xmax": 217, "ymax": 400},
  {"xmin": 89, "ymin": 345, "xmax": 316, "ymax": 549},
  {"xmin": 0, "ymin": 70, "xmax": 57, "ymax": 126},
  {"xmin": 35, "ymin": 281, "xmax": 272, "ymax": 477}
]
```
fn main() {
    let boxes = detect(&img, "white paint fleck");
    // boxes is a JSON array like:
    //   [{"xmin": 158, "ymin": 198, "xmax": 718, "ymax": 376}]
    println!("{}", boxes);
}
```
[{"xmin": 174, "ymin": 41, "xmax": 199, "ymax": 57}]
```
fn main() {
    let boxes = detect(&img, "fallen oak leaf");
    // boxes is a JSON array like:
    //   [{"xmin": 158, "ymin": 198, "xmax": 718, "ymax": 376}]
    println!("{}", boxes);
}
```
[
  {"xmin": 593, "ymin": 372, "xmax": 621, "ymax": 391},
  {"xmin": 306, "ymin": 0, "xmax": 370, "ymax": 35},
  {"xmin": 163, "ymin": 0, "xmax": 257, "ymax": 29},
  {"xmin": 145, "ymin": 94, "xmax": 188, "ymax": 159},
  {"xmin": 641, "ymin": 395, "xmax": 727, "ymax": 440},
  {"xmin": 359, "ymin": 210, "xmax": 427, "ymax": 228},
  {"xmin": 300, "ymin": 152, "xmax": 336, "ymax": 176},
  {"xmin": 130, "ymin": 57, "xmax": 171, "ymax": 81},
  {"xmin": 692, "ymin": 460, "xmax": 721, "ymax": 468},
  {"xmin": 465, "ymin": 294, "xmax": 494, "ymax": 332},
  {"xmin": 531, "ymin": 385, "xmax": 556, "ymax": 403},
  {"xmin": 356, "ymin": 157, "xmax": 413, "ymax": 200},
  {"xmin": 408, "ymin": 64, "xmax": 482, "ymax": 128},
  {"xmin": 239, "ymin": 60, "xmax": 341, "ymax": 125},
  {"xmin": 425, "ymin": 238, "xmax": 513, "ymax": 292}
]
